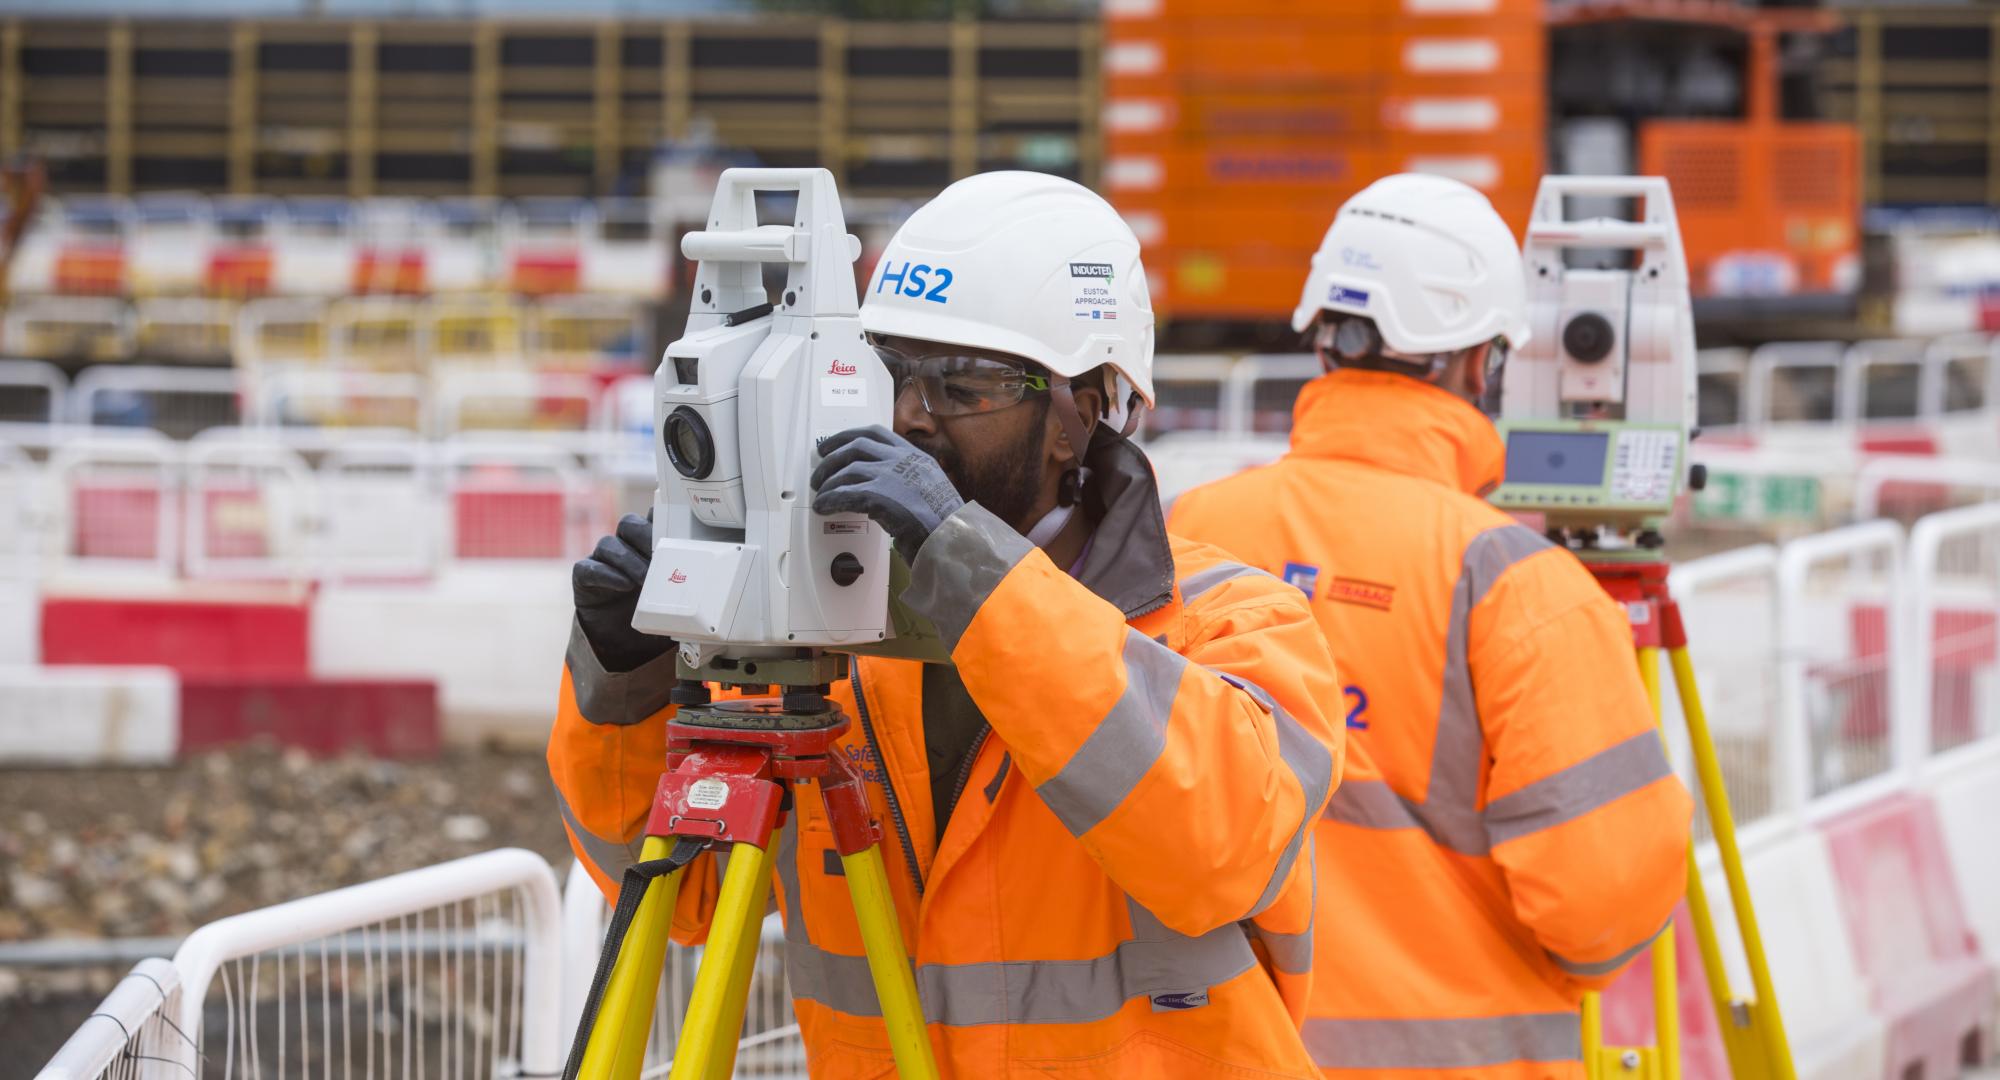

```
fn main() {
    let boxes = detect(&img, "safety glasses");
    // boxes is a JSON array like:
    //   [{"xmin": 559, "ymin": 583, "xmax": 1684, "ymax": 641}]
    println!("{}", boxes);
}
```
[{"xmin": 869, "ymin": 340, "xmax": 1053, "ymax": 417}]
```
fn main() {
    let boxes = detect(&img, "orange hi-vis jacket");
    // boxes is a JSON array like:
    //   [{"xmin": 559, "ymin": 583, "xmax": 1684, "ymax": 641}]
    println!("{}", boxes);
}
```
[
  {"xmin": 1169, "ymin": 369, "xmax": 1692, "ymax": 1079},
  {"xmin": 550, "ymin": 432, "xmax": 1343, "ymax": 1078}
]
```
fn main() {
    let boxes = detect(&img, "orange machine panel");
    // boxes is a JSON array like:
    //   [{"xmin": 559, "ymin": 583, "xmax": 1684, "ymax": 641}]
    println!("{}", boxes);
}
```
[{"xmin": 1640, "ymin": 121, "xmax": 1859, "ymax": 298}]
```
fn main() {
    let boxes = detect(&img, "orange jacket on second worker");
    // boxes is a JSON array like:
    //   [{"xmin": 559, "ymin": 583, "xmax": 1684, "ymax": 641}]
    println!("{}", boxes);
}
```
[{"xmin": 1170, "ymin": 368, "xmax": 1694, "ymax": 1079}]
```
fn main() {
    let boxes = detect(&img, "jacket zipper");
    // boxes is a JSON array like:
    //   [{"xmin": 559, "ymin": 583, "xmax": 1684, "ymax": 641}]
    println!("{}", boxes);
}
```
[
  {"xmin": 941, "ymin": 726, "xmax": 992, "ymax": 830},
  {"xmin": 849, "ymin": 668, "xmax": 927, "ymax": 898}
]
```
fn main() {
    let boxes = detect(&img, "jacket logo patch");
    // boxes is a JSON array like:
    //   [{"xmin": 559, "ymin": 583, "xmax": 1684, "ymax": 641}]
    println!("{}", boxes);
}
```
[
  {"xmin": 1327, "ymin": 576, "xmax": 1395, "ymax": 612},
  {"xmin": 1281, "ymin": 562, "xmax": 1319, "ymax": 599},
  {"xmin": 1150, "ymin": 990, "xmax": 1210, "ymax": 1012}
]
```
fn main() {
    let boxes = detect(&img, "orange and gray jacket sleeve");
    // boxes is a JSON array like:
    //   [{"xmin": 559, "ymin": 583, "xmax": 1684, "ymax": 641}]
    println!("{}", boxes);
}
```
[
  {"xmin": 1472, "ymin": 553, "xmax": 1694, "ymax": 990},
  {"xmin": 903, "ymin": 503, "xmax": 1343, "ymax": 939},
  {"xmin": 547, "ymin": 618, "xmax": 723, "ymax": 945}
]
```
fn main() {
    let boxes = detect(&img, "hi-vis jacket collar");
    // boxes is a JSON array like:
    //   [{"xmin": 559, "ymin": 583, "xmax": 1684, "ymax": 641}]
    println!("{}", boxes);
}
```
[
  {"xmin": 1288, "ymin": 368, "xmax": 1506, "ymax": 498},
  {"xmin": 1070, "ymin": 427, "xmax": 1177, "ymax": 619}
]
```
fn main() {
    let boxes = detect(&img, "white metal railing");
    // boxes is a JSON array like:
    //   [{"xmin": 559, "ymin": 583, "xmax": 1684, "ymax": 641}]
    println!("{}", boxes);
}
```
[
  {"xmin": 69, "ymin": 365, "xmax": 243, "ymax": 437},
  {"xmin": 0, "ymin": 358, "xmax": 67, "ymax": 424},
  {"xmin": 35, "ymin": 958, "xmax": 188, "ymax": 1080},
  {"xmin": 168, "ymin": 848, "xmax": 564, "ymax": 1078},
  {"xmin": 1670, "ymin": 545, "xmax": 1784, "ymax": 837},
  {"xmin": 1777, "ymin": 520, "xmax": 1908, "ymax": 814},
  {"xmin": 1908, "ymin": 502, "xmax": 2000, "ymax": 766},
  {"xmin": 1854, "ymin": 456, "xmax": 2000, "ymax": 520},
  {"xmin": 2, "ymin": 296, "xmax": 135, "ymax": 363}
]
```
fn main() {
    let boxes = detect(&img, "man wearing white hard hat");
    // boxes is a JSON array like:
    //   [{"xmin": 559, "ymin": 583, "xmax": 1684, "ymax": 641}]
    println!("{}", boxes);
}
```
[
  {"xmin": 554, "ymin": 172, "xmax": 1343, "ymax": 1075},
  {"xmin": 1170, "ymin": 174, "xmax": 1691, "ymax": 1078}
]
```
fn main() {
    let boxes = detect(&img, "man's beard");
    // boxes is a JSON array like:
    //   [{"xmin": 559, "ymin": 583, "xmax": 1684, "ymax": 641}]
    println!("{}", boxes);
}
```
[{"xmin": 908, "ymin": 405, "xmax": 1049, "ymax": 534}]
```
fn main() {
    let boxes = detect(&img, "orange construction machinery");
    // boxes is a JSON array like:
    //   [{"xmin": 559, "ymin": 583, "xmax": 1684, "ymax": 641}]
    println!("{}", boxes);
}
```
[{"xmin": 1103, "ymin": 0, "xmax": 1859, "ymax": 332}]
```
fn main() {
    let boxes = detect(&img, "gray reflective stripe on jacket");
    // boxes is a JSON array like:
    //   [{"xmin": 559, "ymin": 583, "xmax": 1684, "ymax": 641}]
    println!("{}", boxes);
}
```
[
  {"xmin": 1304, "ymin": 1012, "xmax": 1582, "ymax": 1070},
  {"xmin": 775, "ymin": 823, "xmax": 1260, "ymax": 1026},
  {"xmin": 1320, "ymin": 524, "xmax": 1671, "ymax": 855}
]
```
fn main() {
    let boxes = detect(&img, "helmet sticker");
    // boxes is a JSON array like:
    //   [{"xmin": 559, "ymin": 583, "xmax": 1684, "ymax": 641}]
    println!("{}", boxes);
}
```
[
  {"xmin": 1070, "ymin": 261, "xmax": 1120, "ymax": 321},
  {"xmin": 1327, "ymin": 284, "xmax": 1370, "ymax": 308}
]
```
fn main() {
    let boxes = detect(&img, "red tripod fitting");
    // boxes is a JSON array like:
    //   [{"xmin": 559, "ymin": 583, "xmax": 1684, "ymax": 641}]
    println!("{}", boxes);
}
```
[
  {"xmin": 648, "ymin": 711, "xmax": 885, "ymax": 857},
  {"xmin": 1582, "ymin": 557, "xmax": 1689, "ymax": 651}
]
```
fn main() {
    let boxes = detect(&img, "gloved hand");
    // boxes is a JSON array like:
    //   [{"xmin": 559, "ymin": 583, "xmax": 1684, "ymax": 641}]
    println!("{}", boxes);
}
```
[
  {"xmin": 572, "ymin": 512, "xmax": 674, "ymax": 673},
  {"xmin": 810, "ymin": 425, "xmax": 965, "ymax": 563}
]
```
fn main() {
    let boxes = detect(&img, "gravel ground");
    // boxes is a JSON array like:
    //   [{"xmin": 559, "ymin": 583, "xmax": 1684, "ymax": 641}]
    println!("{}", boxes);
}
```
[{"xmin": 1, "ymin": 744, "xmax": 577, "ymax": 1066}]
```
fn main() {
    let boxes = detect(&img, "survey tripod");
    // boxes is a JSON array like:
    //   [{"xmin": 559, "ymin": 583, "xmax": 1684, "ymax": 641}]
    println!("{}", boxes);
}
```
[
  {"xmin": 562, "ymin": 650, "xmax": 940, "ymax": 1080},
  {"xmin": 1573, "ymin": 548, "xmax": 1796, "ymax": 1080}
]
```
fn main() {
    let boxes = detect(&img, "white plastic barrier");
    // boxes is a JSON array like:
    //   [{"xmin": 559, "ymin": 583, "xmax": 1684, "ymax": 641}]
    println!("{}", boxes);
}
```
[
  {"xmin": 34, "ymin": 959, "xmax": 187, "ymax": 1080},
  {"xmin": 433, "ymin": 367, "xmax": 603, "ymax": 436},
  {"xmin": 1777, "ymin": 520, "xmax": 1908, "ymax": 808},
  {"xmin": 45, "ymin": 434, "xmax": 180, "ymax": 579},
  {"xmin": 1141, "ymin": 353, "xmax": 1235, "ymax": 440},
  {"xmin": 234, "ymin": 295, "xmax": 329, "ymax": 369},
  {"xmin": 0, "ymin": 664, "xmax": 179, "ymax": 765},
  {"xmin": 315, "ymin": 437, "xmax": 439, "ymax": 580},
  {"xmin": 254, "ymin": 368, "xmax": 428, "ymax": 433},
  {"xmin": 69, "ymin": 365, "xmax": 242, "ymax": 438},
  {"xmin": 133, "ymin": 296, "xmax": 235, "ymax": 364},
  {"xmin": 168, "ymin": 848, "xmax": 564, "ymax": 1078},
  {"xmin": 1854, "ymin": 456, "xmax": 2000, "ymax": 521},
  {"xmin": 181, "ymin": 435, "xmax": 316, "ymax": 582}
]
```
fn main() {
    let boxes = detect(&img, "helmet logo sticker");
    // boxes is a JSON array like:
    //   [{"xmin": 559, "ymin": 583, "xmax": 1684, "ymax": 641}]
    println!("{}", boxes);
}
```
[
  {"xmin": 875, "ymin": 260, "xmax": 954, "ymax": 304},
  {"xmin": 1281, "ymin": 561, "xmax": 1319, "ymax": 599},
  {"xmin": 1070, "ymin": 262, "xmax": 1120, "ymax": 321},
  {"xmin": 1340, "ymin": 247, "xmax": 1383, "ymax": 271},
  {"xmin": 1327, "ymin": 284, "xmax": 1370, "ymax": 309}
]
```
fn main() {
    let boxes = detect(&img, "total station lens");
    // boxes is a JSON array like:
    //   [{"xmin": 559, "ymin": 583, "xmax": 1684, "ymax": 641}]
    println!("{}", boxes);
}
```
[{"xmin": 664, "ymin": 406, "xmax": 715, "ymax": 479}]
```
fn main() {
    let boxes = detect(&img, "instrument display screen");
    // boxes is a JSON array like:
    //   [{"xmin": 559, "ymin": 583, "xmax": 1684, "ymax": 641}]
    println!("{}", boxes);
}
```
[{"xmin": 1505, "ymin": 430, "xmax": 1609, "ymax": 487}]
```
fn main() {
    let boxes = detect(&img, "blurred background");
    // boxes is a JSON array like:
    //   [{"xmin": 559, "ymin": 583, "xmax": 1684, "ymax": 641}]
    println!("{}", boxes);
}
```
[{"xmin": 3, "ymin": 0, "xmax": 1999, "ymax": 1076}]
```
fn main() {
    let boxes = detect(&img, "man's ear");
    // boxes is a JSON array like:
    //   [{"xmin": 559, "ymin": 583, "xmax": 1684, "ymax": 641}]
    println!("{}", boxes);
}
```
[{"xmin": 1056, "ymin": 381, "xmax": 1104, "ymax": 465}]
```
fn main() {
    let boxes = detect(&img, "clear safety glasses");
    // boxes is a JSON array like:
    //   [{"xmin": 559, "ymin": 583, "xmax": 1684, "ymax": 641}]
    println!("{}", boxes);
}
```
[{"xmin": 870, "ymin": 341, "xmax": 1053, "ymax": 417}]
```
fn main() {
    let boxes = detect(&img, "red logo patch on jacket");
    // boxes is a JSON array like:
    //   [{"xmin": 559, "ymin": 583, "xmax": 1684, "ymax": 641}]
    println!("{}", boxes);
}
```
[{"xmin": 1327, "ymin": 576, "xmax": 1395, "ymax": 611}]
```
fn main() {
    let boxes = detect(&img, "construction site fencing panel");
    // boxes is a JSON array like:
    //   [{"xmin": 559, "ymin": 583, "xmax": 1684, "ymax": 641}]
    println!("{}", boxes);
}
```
[
  {"xmin": 181, "ymin": 437, "xmax": 317, "ymax": 583},
  {"xmin": 1908, "ymin": 503, "xmax": 2000, "ymax": 763},
  {"xmin": 45, "ymin": 435, "xmax": 180, "ymax": 579},
  {"xmin": 33, "ymin": 958, "xmax": 189, "ymax": 1080},
  {"xmin": 70, "ymin": 366, "xmax": 243, "ymax": 440},
  {"xmin": 1229, "ymin": 353, "xmax": 1320, "ymax": 436},
  {"xmin": 441, "ymin": 442, "xmax": 600, "ymax": 565},
  {"xmin": 1747, "ymin": 340, "xmax": 1847, "ymax": 427},
  {"xmin": 254, "ymin": 370, "xmax": 430, "ymax": 434},
  {"xmin": 1854, "ymin": 457, "xmax": 2000, "ymax": 521},
  {"xmin": 315, "ymin": 439, "xmax": 443, "ymax": 582},
  {"xmin": 1670, "ymin": 545, "xmax": 1784, "ymax": 841},
  {"xmin": 0, "ymin": 359, "xmax": 69, "ymax": 425},
  {"xmin": 2, "ymin": 298, "xmax": 135, "ymax": 365},
  {"xmin": 0, "ymin": 439, "xmax": 39, "ymax": 578},
  {"xmin": 433, "ymin": 369, "xmax": 604, "ymax": 437},
  {"xmin": 167, "ymin": 848, "xmax": 565, "ymax": 1079},
  {"xmin": 1778, "ymin": 520, "xmax": 1907, "ymax": 810}
]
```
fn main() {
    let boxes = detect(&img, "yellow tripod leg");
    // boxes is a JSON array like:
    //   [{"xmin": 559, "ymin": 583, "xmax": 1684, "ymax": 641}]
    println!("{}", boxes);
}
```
[
  {"xmin": 577, "ymin": 835, "xmax": 689, "ymax": 1080},
  {"xmin": 1585, "ymin": 645, "xmax": 1678, "ymax": 1080},
  {"xmin": 842, "ymin": 844, "xmax": 941, "ymax": 1080},
  {"xmin": 700, "ymin": 844, "xmax": 776, "ymax": 1080},
  {"xmin": 1669, "ymin": 644, "xmax": 1796, "ymax": 1080},
  {"xmin": 669, "ymin": 838, "xmax": 776, "ymax": 1080}
]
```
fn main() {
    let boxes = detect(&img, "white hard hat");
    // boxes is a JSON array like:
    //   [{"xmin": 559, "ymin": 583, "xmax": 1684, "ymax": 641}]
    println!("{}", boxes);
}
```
[
  {"xmin": 861, "ymin": 171, "xmax": 1155, "ymax": 430},
  {"xmin": 1292, "ymin": 173, "xmax": 1531, "ymax": 356}
]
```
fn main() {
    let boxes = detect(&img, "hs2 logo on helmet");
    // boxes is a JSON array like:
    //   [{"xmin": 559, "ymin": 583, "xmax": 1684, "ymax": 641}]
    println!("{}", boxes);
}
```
[{"xmin": 876, "ymin": 261, "xmax": 953, "ymax": 304}]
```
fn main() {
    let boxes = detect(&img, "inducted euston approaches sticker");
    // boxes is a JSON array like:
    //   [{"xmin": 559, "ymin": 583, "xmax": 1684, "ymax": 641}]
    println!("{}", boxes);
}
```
[{"xmin": 687, "ymin": 778, "xmax": 730, "ymax": 811}]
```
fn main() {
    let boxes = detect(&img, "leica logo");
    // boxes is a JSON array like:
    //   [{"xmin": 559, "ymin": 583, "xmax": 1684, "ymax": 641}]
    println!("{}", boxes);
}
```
[
  {"xmin": 668, "ymin": 569, "xmax": 687, "ymax": 584},
  {"xmin": 828, "ymin": 359, "xmax": 858, "ymax": 376}
]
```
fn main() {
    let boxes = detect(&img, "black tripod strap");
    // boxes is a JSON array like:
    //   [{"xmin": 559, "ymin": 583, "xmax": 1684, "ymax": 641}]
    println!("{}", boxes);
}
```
[{"xmin": 561, "ymin": 837, "xmax": 710, "ymax": 1080}]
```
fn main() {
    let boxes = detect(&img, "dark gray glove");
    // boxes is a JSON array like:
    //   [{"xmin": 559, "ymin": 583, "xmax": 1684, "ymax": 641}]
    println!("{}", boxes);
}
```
[
  {"xmin": 810, "ymin": 425, "xmax": 964, "ymax": 563},
  {"xmin": 572, "ymin": 512, "xmax": 673, "ymax": 673}
]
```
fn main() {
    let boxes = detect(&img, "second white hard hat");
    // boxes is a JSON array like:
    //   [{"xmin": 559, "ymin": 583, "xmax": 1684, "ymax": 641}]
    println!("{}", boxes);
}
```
[
  {"xmin": 1292, "ymin": 173, "xmax": 1532, "ymax": 356},
  {"xmin": 860, "ymin": 171, "xmax": 1155, "ymax": 428}
]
